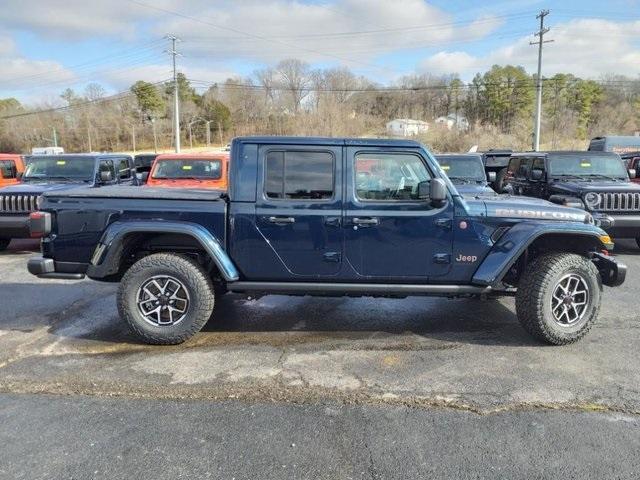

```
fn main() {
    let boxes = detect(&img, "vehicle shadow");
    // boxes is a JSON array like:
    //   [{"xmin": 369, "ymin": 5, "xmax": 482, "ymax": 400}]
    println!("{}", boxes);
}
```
[
  {"xmin": 0, "ymin": 239, "xmax": 40, "ymax": 256},
  {"xmin": 1, "ymin": 280, "xmax": 538, "ymax": 349},
  {"xmin": 613, "ymin": 238, "xmax": 639, "ymax": 255},
  {"xmin": 200, "ymin": 294, "xmax": 540, "ymax": 348}
]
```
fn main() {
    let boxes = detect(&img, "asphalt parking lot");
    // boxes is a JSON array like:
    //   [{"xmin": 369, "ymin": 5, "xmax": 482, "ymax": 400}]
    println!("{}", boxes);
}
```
[{"xmin": 1, "ymin": 239, "xmax": 639, "ymax": 478}]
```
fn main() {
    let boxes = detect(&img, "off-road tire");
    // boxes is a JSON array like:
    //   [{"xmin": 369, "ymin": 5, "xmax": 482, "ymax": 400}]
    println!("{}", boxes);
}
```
[
  {"xmin": 515, "ymin": 253, "xmax": 601, "ymax": 345},
  {"xmin": 0, "ymin": 239, "xmax": 10, "ymax": 251},
  {"xmin": 493, "ymin": 167, "xmax": 508, "ymax": 192},
  {"xmin": 117, "ymin": 253, "xmax": 215, "ymax": 345}
]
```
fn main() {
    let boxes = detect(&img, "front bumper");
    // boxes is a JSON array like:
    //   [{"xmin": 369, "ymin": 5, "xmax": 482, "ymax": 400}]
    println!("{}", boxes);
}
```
[
  {"xmin": 593, "ymin": 214, "xmax": 640, "ymax": 238},
  {"xmin": 27, "ymin": 257, "xmax": 86, "ymax": 280},
  {"xmin": 0, "ymin": 214, "xmax": 30, "ymax": 239},
  {"xmin": 591, "ymin": 252, "xmax": 627, "ymax": 287}
]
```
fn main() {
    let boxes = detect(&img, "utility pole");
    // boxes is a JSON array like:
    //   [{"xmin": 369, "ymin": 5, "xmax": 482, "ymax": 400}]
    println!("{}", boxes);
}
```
[
  {"xmin": 530, "ymin": 9, "xmax": 553, "ymax": 151},
  {"xmin": 205, "ymin": 120, "xmax": 212, "ymax": 147},
  {"xmin": 151, "ymin": 117, "xmax": 158, "ymax": 153},
  {"xmin": 132, "ymin": 125, "xmax": 136, "ymax": 153},
  {"xmin": 52, "ymin": 127, "xmax": 58, "ymax": 148},
  {"xmin": 166, "ymin": 34, "xmax": 181, "ymax": 153}
]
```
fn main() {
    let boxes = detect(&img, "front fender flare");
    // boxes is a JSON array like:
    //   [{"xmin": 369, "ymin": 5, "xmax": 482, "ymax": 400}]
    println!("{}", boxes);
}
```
[
  {"xmin": 86, "ymin": 220, "xmax": 239, "ymax": 281},
  {"xmin": 472, "ymin": 221, "xmax": 607, "ymax": 287}
]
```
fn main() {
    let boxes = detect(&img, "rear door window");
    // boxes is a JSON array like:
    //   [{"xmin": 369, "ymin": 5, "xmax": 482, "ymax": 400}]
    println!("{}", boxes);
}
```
[
  {"xmin": 99, "ymin": 160, "xmax": 116, "ymax": 182},
  {"xmin": 265, "ymin": 151, "xmax": 334, "ymax": 200},
  {"xmin": 117, "ymin": 158, "xmax": 132, "ymax": 180},
  {"xmin": 0, "ymin": 160, "xmax": 17, "ymax": 179}
]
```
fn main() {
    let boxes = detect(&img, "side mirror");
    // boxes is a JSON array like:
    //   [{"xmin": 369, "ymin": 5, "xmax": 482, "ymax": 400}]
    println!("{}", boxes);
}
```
[
  {"xmin": 530, "ymin": 168, "xmax": 544, "ymax": 181},
  {"xmin": 628, "ymin": 169, "xmax": 636, "ymax": 179},
  {"xmin": 429, "ymin": 178, "xmax": 447, "ymax": 206},
  {"xmin": 487, "ymin": 171, "xmax": 497, "ymax": 183},
  {"xmin": 99, "ymin": 170, "xmax": 113, "ymax": 183},
  {"xmin": 16, "ymin": 171, "xmax": 23, "ymax": 180},
  {"xmin": 140, "ymin": 172, "xmax": 149, "ymax": 183}
]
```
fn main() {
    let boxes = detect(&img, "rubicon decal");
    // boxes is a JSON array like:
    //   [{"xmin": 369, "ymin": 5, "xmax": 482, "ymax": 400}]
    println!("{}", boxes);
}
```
[{"xmin": 493, "ymin": 208, "xmax": 586, "ymax": 222}]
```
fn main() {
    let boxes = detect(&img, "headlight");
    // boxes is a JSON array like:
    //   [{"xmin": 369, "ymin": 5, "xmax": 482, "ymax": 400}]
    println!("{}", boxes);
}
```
[{"xmin": 584, "ymin": 192, "xmax": 601, "ymax": 209}]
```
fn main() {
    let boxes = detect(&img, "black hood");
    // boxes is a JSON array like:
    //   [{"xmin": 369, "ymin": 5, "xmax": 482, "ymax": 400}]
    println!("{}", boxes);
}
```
[{"xmin": 550, "ymin": 180, "xmax": 640, "ymax": 195}]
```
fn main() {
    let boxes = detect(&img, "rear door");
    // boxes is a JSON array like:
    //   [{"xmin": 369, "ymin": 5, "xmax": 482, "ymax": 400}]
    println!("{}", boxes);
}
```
[
  {"xmin": 343, "ymin": 148, "xmax": 454, "ymax": 279},
  {"xmin": 253, "ymin": 145, "xmax": 343, "ymax": 278}
]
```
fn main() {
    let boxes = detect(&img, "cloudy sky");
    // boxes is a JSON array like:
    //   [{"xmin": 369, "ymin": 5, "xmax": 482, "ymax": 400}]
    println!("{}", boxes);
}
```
[{"xmin": 1, "ymin": 0, "xmax": 639, "ymax": 104}]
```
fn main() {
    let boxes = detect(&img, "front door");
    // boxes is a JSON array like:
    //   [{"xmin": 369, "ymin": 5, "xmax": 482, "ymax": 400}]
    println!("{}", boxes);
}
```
[
  {"xmin": 344, "ymin": 148, "xmax": 454, "ymax": 279},
  {"xmin": 254, "ymin": 145, "xmax": 343, "ymax": 279}
]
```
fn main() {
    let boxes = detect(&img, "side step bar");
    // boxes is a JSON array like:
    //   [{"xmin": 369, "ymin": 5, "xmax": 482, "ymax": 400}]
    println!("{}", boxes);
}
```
[{"xmin": 228, "ymin": 282, "xmax": 491, "ymax": 295}]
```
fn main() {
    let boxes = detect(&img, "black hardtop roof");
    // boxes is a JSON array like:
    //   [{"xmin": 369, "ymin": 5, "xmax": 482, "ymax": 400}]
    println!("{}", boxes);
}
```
[
  {"xmin": 436, "ymin": 153, "xmax": 483, "ymax": 158},
  {"xmin": 26, "ymin": 153, "xmax": 132, "ymax": 160},
  {"xmin": 510, "ymin": 150, "xmax": 622, "ymax": 158},
  {"xmin": 234, "ymin": 136, "xmax": 423, "ymax": 148}
]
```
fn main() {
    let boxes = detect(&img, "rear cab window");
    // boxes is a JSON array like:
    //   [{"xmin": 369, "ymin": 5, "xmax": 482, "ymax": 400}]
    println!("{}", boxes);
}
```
[{"xmin": 265, "ymin": 151, "xmax": 334, "ymax": 200}]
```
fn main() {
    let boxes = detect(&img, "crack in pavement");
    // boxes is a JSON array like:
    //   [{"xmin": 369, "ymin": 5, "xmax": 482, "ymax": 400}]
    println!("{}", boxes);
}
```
[{"xmin": 0, "ymin": 379, "xmax": 638, "ymax": 417}]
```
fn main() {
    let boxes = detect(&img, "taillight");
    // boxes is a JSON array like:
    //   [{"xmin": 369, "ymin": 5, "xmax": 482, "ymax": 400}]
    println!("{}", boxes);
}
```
[{"xmin": 29, "ymin": 211, "xmax": 51, "ymax": 238}]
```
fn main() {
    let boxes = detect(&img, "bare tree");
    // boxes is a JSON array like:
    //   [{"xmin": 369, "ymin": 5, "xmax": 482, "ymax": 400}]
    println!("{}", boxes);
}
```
[{"xmin": 276, "ymin": 59, "xmax": 311, "ymax": 114}]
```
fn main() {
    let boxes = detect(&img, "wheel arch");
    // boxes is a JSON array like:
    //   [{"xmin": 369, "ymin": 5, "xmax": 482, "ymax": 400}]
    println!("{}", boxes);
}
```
[
  {"xmin": 473, "ymin": 223, "xmax": 608, "ymax": 287},
  {"xmin": 86, "ymin": 221, "xmax": 239, "ymax": 282}
]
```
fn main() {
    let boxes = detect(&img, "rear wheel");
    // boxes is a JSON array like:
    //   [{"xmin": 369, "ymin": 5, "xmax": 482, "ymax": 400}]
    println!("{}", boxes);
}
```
[
  {"xmin": 0, "ymin": 239, "xmax": 11, "ymax": 251},
  {"xmin": 516, "ymin": 253, "xmax": 601, "ymax": 345},
  {"xmin": 493, "ymin": 167, "xmax": 508, "ymax": 192},
  {"xmin": 117, "ymin": 253, "xmax": 215, "ymax": 345}
]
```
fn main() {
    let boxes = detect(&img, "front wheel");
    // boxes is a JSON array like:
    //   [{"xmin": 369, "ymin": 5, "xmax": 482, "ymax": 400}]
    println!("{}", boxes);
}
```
[
  {"xmin": 515, "ymin": 253, "xmax": 602, "ymax": 345},
  {"xmin": 0, "ymin": 239, "xmax": 11, "ymax": 251},
  {"xmin": 117, "ymin": 253, "xmax": 215, "ymax": 345}
]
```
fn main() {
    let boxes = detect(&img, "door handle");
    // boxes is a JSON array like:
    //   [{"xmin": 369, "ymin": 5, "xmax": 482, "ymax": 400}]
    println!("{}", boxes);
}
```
[
  {"xmin": 352, "ymin": 217, "xmax": 379, "ymax": 226},
  {"xmin": 267, "ymin": 216, "xmax": 295, "ymax": 224}
]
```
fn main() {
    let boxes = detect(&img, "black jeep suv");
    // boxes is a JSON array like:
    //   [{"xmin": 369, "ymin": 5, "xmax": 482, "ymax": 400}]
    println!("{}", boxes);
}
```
[{"xmin": 503, "ymin": 151, "xmax": 640, "ymax": 247}]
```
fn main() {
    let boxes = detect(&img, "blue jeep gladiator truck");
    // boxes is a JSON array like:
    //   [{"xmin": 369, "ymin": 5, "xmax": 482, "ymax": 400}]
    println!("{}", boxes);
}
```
[
  {"xmin": 0, "ymin": 153, "xmax": 137, "ymax": 250},
  {"xmin": 27, "ymin": 137, "xmax": 626, "ymax": 345}
]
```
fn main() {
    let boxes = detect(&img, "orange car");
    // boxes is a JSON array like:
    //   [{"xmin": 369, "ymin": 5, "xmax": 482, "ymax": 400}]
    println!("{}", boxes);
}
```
[
  {"xmin": 0, "ymin": 154, "xmax": 26, "ymax": 187},
  {"xmin": 146, "ymin": 153, "xmax": 229, "ymax": 189}
]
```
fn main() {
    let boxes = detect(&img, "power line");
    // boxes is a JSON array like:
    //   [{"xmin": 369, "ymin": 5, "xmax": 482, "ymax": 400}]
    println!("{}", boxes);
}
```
[
  {"xmin": 125, "ymin": 0, "xmax": 398, "ymax": 74},
  {"xmin": 0, "ymin": 80, "xmax": 170, "ymax": 120}
]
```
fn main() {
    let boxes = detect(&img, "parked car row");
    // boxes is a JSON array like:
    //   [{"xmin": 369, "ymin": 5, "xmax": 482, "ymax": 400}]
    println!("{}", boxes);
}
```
[
  {"xmin": 0, "ymin": 152, "xmax": 229, "ymax": 250},
  {"xmin": 433, "ymin": 148, "xmax": 640, "ymax": 249}
]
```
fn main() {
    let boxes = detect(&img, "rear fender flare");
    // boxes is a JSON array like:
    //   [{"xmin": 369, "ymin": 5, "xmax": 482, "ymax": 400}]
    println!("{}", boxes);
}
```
[
  {"xmin": 86, "ymin": 221, "xmax": 239, "ymax": 281},
  {"xmin": 472, "ymin": 221, "xmax": 607, "ymax": 287}
]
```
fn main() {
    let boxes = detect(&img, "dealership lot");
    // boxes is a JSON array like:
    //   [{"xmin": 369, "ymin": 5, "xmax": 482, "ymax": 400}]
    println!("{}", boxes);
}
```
[{"xmin": 1, "ymin": 239, "xmax": 639, "ymax": 477}]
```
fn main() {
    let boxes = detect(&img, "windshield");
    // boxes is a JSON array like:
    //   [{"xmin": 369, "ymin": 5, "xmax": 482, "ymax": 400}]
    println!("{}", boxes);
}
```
[
  {"xmin": 23, "ymin": 156, "xmax": 95, "ymax": 181},
  {"xmin": 152, "ymin": 158, "xmax": 222, "ymax": 179},
  {"xmin": 548, "ymin": 154, "xmax": 627, "ymax": 179},
  {"xmin": 436, "ymin": 155, "xmax": 485, "ymax": 182}
]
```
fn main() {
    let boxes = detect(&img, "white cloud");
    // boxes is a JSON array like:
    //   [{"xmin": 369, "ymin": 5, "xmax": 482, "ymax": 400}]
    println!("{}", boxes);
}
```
[
  {"xmin": 421, "ymin": 18, "xmax": 640, "ymax": 79},
  {"xmin": 150, "ymin": 0, "xmax": 502, "ymax": 66},
  {"xmin": 0, "ymin": 35, "xmax": 75, "ymax": 92}
]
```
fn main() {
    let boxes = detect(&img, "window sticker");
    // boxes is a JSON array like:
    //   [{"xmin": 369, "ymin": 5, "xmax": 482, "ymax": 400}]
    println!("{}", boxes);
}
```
[
  {"xmin": 56, "ymin": 160, "xmax": 66, "ymax": 165},
  {"xmin": 441, "ymin": 165, "xmax": 450, "ymax": 171},
  {"xmin": 580, "ymin": 161, "xmax": 592, "ymax": 168},
  {"xmin": 182, "ymin": 165, "xmax": 193, "ymax": 170}
]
